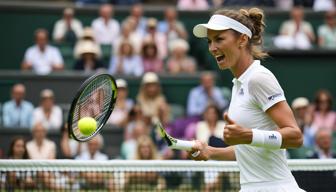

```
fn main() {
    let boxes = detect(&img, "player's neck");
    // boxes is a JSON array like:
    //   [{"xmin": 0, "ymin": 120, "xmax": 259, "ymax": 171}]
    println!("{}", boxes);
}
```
[{"xmin": 230, "ymin": 54, "xmax": 254, "ymax": 79}]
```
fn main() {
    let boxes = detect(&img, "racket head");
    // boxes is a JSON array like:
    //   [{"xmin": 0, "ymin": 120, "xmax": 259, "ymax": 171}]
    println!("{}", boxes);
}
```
[
  {"xmin": 68, "ymin": 73, "xmax": 117, "ymax": 142},
  {"xmin": 155, "ymin": 122, "xmax": 175, "ymax": 146}
]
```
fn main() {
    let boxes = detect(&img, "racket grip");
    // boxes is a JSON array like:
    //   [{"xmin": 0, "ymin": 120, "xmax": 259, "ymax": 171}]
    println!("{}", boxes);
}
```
[
  {"xmin": 191, "ymin": 150, "xmax": 201, "ymax": 157},
  {"xmin": 170, "ymin": 139, "xmax": 195, "ymax": 150}
]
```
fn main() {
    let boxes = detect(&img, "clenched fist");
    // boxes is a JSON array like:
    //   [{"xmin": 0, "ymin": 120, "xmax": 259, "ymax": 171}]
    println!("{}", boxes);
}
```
[{"xmin": 223, "ymin": 113, "xmax": 253, "ymax": 145}]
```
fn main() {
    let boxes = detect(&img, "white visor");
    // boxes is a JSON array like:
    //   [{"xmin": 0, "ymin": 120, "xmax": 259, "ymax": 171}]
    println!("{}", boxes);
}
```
[{"xmin": 193, "ymin": 15, "xmax": 252, "ymax": 38}]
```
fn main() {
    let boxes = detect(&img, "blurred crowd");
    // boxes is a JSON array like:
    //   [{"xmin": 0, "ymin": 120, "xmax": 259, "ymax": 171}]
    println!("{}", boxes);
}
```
[
  {"xmin": 1, "ymin": 2, "xmax": 336, "ymax": 162},
  {"xmin": 18, "ymin": 3, "xmax": 336, "ymax": 75}
]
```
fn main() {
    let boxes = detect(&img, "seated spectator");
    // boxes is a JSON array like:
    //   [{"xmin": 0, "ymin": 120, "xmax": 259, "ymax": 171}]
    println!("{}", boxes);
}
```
[
  {"xmin": 2, "ymin": 84, "xmax": 34, "ymax": 128},
  {"xmin": 123, "ymin": 4, "xmax": 147, "ymax": 37},
  {"xmin": 109, "ymin": 40, "xmax": 143, "ymax": 76},
  {"xmin": 120, "ymin": 121, "xmax": 148, "ymax": 159},
  {"xmin": 124, "ymin": 104, "xmax": 145, "ymax": 140},
  {"xmin": 75, "ymin": 134, "xmax": 108, "ymax": 160},
  {"xmin": 275, "ymin": 6, "xmax": 315, "ymax": 50},
  {"xmin": 312, "ymin": 90, "xmax": 336, "ymax": 132},
  {"xmin": 318, "ymin": 11, "xmax": 336, "ymax": 49},
  {"xmin": 158, "ymin": 7, "xmax": 188, "ymax": 42},
  {"xmin": 74, "ymin": 41, "xmax": 104, "ymax": 71},
  {"xmin": 26, "ymin": 123, "xmax": 56, "ymax": 159},
  {"xmin": 308, "ymin": 129, "xmax": 336, "ymax": 159},
  {"xmin": 166, "ymin": 38, "xmax": 196, "ymax": 74},
  {"xmin": 135, "ymin": 135, "xmax": 160, "ymax": 160},
  {"xmin": 107, "ymin": 79, "xmax": 134, "ymax": 128},
  {"xmin": 91, "ymin": 4, "xmax": 120, "ymax": 45},
  {"xmin": 7, "ymin": 137, "xmax": 29, "ymax": 159},
  {"xmin": 124, "ymin": 135, "xmax": 165, "ymax": 190},
  {"xmin": 113, "ymin": 19, "xmax": 142, "ymax": 55},
  {"xmin": 137, "ymin": 72, "xmax": 170, "ymax": 124},
  {"xmin": 187, "ymin": 72, "xmax": 228, "ymax": 117},
  {"xmin": 141, "ymin": 40, "xmax": 164, "ymax": 73},
  {"xmin": 74, "ymin": 27, "xmax": 102, "ymax": 59},
  {"xmin": 21, "ymin": 29, "xmax": 64, "ymax": 75},
  {"xmin": 60, "ymin": 124, "xmax": 88, "ymax": 159},
  {"xmin": 52, "ymin": 8, "xmax": 83, "ymax": 44},
  {"xmin": 144, "ymin": 18, "xmax": 168, "ymax": 59},
  {"xmin": 6, "ymin": 137, "xmax": 35, "ymax": 189},
  {"xmin": 32, "ymin": 89, "xmax": 63, "ymax": 130},
  {"xmin": 177, "ymin": 0, "xmax": 209, "ymax": 10},
  {"xmin": 291, "ymin": 97, "xmax": 316, "ymax": 147},
  {"xmin": 196, "ymin": 105, "xmax": 226, "ymax": 147}
]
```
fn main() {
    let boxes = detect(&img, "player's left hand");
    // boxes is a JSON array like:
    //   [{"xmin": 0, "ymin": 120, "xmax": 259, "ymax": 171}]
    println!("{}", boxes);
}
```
[{"xmin": 223, "ymin": 113, "xmax": 253, "ymax": 145}]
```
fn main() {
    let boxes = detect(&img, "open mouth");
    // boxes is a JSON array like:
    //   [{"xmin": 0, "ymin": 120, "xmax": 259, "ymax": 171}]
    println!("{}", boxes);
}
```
[{"xmin": 215, "ymin": 55, "xmax": 225, "ymax": 63}]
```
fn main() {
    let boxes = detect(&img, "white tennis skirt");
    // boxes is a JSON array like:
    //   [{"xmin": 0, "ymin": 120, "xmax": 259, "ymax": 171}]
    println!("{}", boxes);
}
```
[{"xmin": 240, "ymin": 179, "xmax": 306, "ymax": 192}]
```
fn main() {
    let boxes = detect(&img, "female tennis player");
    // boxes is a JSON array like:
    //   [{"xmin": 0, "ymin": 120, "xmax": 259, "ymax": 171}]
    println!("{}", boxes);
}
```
[{"xmin": 190, "ymin": 8, "xmax": 305, "ymax": 192}]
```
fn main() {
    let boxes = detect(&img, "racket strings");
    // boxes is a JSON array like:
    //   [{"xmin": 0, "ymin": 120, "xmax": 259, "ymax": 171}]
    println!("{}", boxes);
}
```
[{"xmin": 72, "ymin": 76, "xmax": 114, "ymax": 139}]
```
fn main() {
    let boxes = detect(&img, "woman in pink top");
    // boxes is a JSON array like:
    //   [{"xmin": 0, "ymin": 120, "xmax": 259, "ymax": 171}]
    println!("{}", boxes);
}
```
[
  {"xmin": 312, "ymin": 90, "xmax": 336, "ymax": 132},
  {"xmin": 141, "ymin": 40, "xmax": 164, "ymax": 73}
]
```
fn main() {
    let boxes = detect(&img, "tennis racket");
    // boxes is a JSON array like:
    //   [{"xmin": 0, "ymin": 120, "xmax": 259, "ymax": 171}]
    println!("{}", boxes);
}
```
[
  {"xmin": 156, "ymin": 122, "xmax": 200, "ymax": 157},
  {"xmin": 68, "ymin": 73, "xmax": 117, "ymax": 142}
]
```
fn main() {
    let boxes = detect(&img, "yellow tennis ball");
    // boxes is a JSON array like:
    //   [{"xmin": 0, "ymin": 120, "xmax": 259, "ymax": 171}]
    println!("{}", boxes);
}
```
[{"xmin": 78, "ymin": 117, "xmax": 97, "ymax": 136}]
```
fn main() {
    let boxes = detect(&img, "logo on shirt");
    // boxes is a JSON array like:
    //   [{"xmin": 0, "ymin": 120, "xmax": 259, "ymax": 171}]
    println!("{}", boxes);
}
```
[
  {"xmin": 239, "ymin": 88, "xmax": 244, "ymax": 96},
  {"xmin": 268, "ymin": 93, "xmax": 282, "ymax": 101},
  {"xmin": 269, "ymin": 134, "xmax": 277, "ymax": 139}
]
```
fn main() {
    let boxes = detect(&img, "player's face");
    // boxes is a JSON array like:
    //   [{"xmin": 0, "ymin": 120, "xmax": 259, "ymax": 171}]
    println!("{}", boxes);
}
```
[{"xmin": 207, "ymin": 29, "xmax": 241, "ymax": 70}]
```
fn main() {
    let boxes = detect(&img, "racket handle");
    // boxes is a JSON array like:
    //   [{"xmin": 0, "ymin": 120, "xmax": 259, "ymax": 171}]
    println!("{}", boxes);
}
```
[{"xmin": 170, "ymin": 139, "xmax": 195, "ymax": 150}]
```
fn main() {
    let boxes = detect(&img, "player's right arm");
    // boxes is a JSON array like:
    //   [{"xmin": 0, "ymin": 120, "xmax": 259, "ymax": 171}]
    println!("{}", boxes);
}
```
[{"xmin": 190, "ymin": 140, "xmax": 235, "ymax": 161}]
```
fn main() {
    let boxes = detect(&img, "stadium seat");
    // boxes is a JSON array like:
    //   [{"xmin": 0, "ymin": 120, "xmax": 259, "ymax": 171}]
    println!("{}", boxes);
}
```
[
  {"xmin": 54, "ymin": 42, "xmax": 75, "ymax": 69},
  {"xmin": 101, "ymin": 44, "xmax": 112, "ymax": 68}
]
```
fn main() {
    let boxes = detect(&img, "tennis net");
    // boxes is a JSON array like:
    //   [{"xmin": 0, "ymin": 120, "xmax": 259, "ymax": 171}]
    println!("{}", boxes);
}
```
[{"xmin": 0, "ymin": 159, "xmax": 335, "ymax": 191}]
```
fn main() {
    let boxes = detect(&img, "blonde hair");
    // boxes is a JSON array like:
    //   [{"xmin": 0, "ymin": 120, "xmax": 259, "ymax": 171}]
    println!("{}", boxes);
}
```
[
  {"xmin": 214, "ymin": 7, "xmax": 268, "ymax": 59},
  {"xmin": 135, "ymin": 135, "xmax": 159, "ymax": 160}
]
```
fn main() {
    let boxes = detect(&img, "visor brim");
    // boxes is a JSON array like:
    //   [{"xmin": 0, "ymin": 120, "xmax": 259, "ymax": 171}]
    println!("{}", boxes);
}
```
[{"xmin": 193, "ymin": 23, "xmax": 230, "ymax": 38}]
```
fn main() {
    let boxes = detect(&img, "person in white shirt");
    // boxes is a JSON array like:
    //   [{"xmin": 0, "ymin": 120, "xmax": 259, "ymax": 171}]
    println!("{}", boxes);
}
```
[
  {"xmin": 91, "ymin": 4, "xmax": 120, "ymax": 45},
  {"xmin": 53, "ymin": 8, "xmax": 83, "ymax": 43},
  {"xmin": 32, "ymin": 89, "xmax": 63, "ymax": 130},
  {"xmin": 190, "ymin": 8, "xmax": 304, "ymax": 192},
  {"xmin": 22, "ymin": 29, "xmax": 64, "ymax": 75},
  {"xmin": 26, "ymin": 123, "xmax": 56, "ymax": 159},
  {"xmin": 75, "ymin": 134, "xmax": 108, "ymax": 160}
]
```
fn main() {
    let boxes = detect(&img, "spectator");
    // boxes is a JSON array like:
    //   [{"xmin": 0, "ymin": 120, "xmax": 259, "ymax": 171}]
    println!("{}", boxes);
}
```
[
  {"xmin": 144, "ymin": 18, "xmax": 168, "ymax": 59},
  {"xmin": 123, "ymin": 4, "xmax": 147, "ymax": 37},
  {"xmin": 2, "ymin": 84, "xmax": 34, "ymax": 128},
  {"xmin": 74, "ymin": 40, "xmax": 104, "ymax": 71},
  {"xmin": 141, "ymin": 40, "xmax": 164, "ymax": 73},
  {"xmin": 308, "ymin": 129, "xmax": 336, "ymax": 159},
  {"xmin": 52, "ymin": 8, "xmax": 83, "ymax": 44},
  {"xmin": 318, "ymin": 11, "xmax": 336, "ymax": 49},
  {"xmin": 135, "ymin": 135, "xmax": 159, "ymax": 160},
  {"xmin": 137, "ymin": 72, "xmax": 170, "ymax": 124},
  {"xmin": 158, "ymin": 7, "xmax": 188, "ymax": 42},
  {"xmin": 196, "ymin": 105, "xmax": 226, "ymax": 147},
  {"xmin": 124, "ymin": 105, "xmax": 145, "ymax": 140},
  {"xmin": 187, "ymin": 72, "xmax": 228, "ymax": 117},
  {"xmin": 313, "ymin": 0, "xmax": 335, "ymax": 11},
  {"xmin": 177, "ymin": 0, "xmax": 209, "ymax": 10},
  {"xmin": 291, "ymin": 97, "xmax": 316, "ymax": 147},
  {"xmin": 32, "ymin": 89, "xmax": 63, "ymax": 130},
  {"xmin": 312, "ymin": 90, "xmax": 336, "ymax": 132},
  {"xmin": 91, "ymin": 4, "xmax": 120, "ymax": 45},
  {"xmin": 113, "ymin": 19, "xmax": 142, "ymax": 56},
  {"xmin": 275, "ymin": 6, "xmax": 315, "ymax": 49},
  {"xmin": 166, "ymin": 38, "xmax": 196, "ymax": 74},
  {"xmin": 7, "ymin": 137, "xmax": 29, "ymax": 159},
  {"xmin": 60, "ymin": 124, "xmax": 88, "ymax": 159},
  {"xmin": 26, "ymin": 123, "xmax": 56, "ymax": 159},
  {"xmin": 120, "ymin": 121, "xmax": 147, "ymax": 159},
  {"xmin": 275, "ymin": 0, "xmax": 293, "ymax": 10},
  {"xmin": 107, "ymin": 79, "xmax": 134, "ymax": 128},
  {"xmin": 109, "ymin": 40, "xmax": 143, "ymax": 76},
  {"xmin": 6, "ymin": 137, "xmax": 35, "ymax": 190},
  {"xmin": 74, "ymin": 27, "xmax": 102, "ymax": 59},
  {"xmin": 75, "ymin": 134, "xmax": 108, "ymax": 160},
  {"xmin": 21, "ymin": 29, "xmax": 64, "ymax": 75}
]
